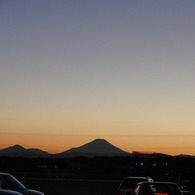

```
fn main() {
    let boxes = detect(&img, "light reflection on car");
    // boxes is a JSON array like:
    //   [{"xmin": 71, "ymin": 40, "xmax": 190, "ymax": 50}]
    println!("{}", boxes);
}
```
[
  {"xmin": 0, "ymin": 189, "xmax": 23, "ymax": 195},
  {"xmin": 0, "ymin": 172, "xmax": 44, "ymax": 195}
]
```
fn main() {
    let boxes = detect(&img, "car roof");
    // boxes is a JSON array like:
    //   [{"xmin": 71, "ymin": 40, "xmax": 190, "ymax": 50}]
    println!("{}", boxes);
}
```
[
  {"xmin": 125, "ymin": 176, "xmax": 151, "ymax": 179},
  {"xmin": 138, "ymin": 181, "xmax": 178, "ymax": 185},
  {"xmin": 0, "ymin": 172, "xmax": 11, "ymax": 176}
]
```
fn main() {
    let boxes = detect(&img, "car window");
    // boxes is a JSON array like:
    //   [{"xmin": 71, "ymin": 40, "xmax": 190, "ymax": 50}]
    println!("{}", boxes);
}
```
[{"xmin": 0, "ymin": 175, "xmax": 26, "ymax": 190}]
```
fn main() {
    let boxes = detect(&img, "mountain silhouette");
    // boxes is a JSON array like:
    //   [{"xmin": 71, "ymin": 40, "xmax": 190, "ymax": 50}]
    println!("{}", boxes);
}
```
[
  {"xmin": 0, "ymin": 139, "xmax": 131, "ymax": 158},
  {"xmin": 0, "ymin": 139, "xmax": 182, "ymax": 158},
  {"xmin": 53, "ymin": 139, "xmax": 131, "ymax": 157},
  {"xmin": 0, "ymin": 144, "xmax": 49, "ymax": 158}
]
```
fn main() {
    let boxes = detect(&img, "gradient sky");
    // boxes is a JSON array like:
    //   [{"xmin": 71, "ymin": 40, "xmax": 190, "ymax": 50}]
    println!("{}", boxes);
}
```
[{"xmin": 1, "ymin": 0, "xmax": 195, "ymax": 155}]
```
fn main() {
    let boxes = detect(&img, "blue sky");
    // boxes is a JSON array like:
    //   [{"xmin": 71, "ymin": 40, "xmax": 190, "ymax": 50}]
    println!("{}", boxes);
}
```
[{"xmin": 1, "ymin": 0, "xmax": 195, "ymax": 154}]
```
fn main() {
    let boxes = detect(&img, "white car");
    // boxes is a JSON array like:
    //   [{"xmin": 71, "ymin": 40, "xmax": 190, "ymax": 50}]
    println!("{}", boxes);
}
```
[
  {"xmin": 133, "ymin": 181, "xmax": 183, "ymax": 195},
  {"xmin": 117, "ymin": 176, "xmax": 154, "ymax": 195},
  {"xmin": 0, "ymin": 172, "xmax": 44, "ymax": 195}
]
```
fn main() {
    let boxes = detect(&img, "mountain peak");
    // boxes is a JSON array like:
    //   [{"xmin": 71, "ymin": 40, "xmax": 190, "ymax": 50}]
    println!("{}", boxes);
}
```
[
  {"xmin": 93, "ymin": 139, "xmax": 107, "ymax": 142},
  {"xmin": 62, "ymin": 138, "xmax": 131, "ymax": 157},
  {"xmin": 87, "ymin": 138, "xmax": 110, "ymax": 145},
  {"xmin": 6, "ymin": 144, "xmax": 25, "ymax": 152},
  {"xmin": 0, "ymin": 144, "xmax": 26, "ymax": 156},
  {"xmin": 0, "ymin": 144, "xmax": 49, "ymax": 158},
  {"xmin": 13, "ymin": 144, "xmax": 25, "ymax": 149}
]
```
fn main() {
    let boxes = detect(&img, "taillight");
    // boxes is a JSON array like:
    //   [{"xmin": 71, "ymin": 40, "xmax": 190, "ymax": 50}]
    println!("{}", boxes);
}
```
[{"xmin": 154, "ymin": 193, "xmax": 168, "ymax": 195}]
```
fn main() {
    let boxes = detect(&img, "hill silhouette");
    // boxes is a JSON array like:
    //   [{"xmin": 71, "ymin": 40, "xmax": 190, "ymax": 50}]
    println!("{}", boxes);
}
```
[
  {"xmin": 0, "ymin": 144, "xmax": 49, "ymax": 158},
  {"xmin": 0, "ymin": 139, "xmax": 131, "ymax": 158},
  {"xmin": 1, "ymin": 139, "xmax": 194, "ymax": 158}
]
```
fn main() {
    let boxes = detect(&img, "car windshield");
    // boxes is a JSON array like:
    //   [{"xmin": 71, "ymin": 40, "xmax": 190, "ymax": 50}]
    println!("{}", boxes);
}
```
[
  {"xmin": 121, "ymin": 178, "xmax": 147, "ymax": 188},
  {"xmin": 139, "ymin": 183, "xmax": 182, "ymax": 195},
  {"xmin": 0, "ymin": 175, "xmax": 26, "ymax": 190}
]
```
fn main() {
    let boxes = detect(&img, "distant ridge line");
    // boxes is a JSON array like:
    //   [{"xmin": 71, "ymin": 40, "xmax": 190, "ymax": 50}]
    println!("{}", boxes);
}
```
[
  {"xmin": 0, "ymin": 139, "xmax": 194, "ymax": 158},
  {"xmin": 0, "ymin": 139, "xmax": 131, "ymax": 158}
]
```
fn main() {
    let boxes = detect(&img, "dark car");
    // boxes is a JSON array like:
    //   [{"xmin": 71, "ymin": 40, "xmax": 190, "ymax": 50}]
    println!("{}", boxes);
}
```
[
  {"xmin": 133, "ymin": 182, "xmax": 183, "ymax": 195},
  {"xmin": 117, "ymin": 176, "xmax": 154, "ymax": 195},
  {"xmin": 0, "ymin": 189, "xmax": 22, "ymax": 195},
  {"xmin": 0, "ymin": 172, "xmax": 44, "ymax": 195}
]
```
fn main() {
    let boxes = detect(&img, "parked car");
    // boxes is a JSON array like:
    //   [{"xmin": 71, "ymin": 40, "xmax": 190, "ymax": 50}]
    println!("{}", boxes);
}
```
[
  {"xmin": 133, "ymin": 182, "xmax": 183, "ymax": 195},
  {"xmin": 0, "ymin": 172, "xmax": 44, "ymax": 195},
  {"xmin": 117, "ymin": 176, "xmax": 154, "ymax": 195}
]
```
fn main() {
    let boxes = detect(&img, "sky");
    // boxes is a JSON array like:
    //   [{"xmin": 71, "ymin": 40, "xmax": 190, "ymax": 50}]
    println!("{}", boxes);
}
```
[{"xmin": 1, "ymin": 0, "xmax": 195, "ymax": 155}]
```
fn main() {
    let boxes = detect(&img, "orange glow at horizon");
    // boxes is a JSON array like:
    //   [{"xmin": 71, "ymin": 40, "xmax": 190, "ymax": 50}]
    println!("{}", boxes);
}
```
[
  {"xmin": 1, "ymin": 117, "xmax": 195, "ymax": 155},
  {"xmin": 1, "ymin": 125, "xmax": 195, "ymax": 156}
]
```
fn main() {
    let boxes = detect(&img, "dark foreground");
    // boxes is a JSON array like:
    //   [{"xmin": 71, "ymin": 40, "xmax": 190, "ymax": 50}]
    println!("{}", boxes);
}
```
[{"xmin": 1, "ymin": 155, "xmax": 195, "ymax": 195}]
